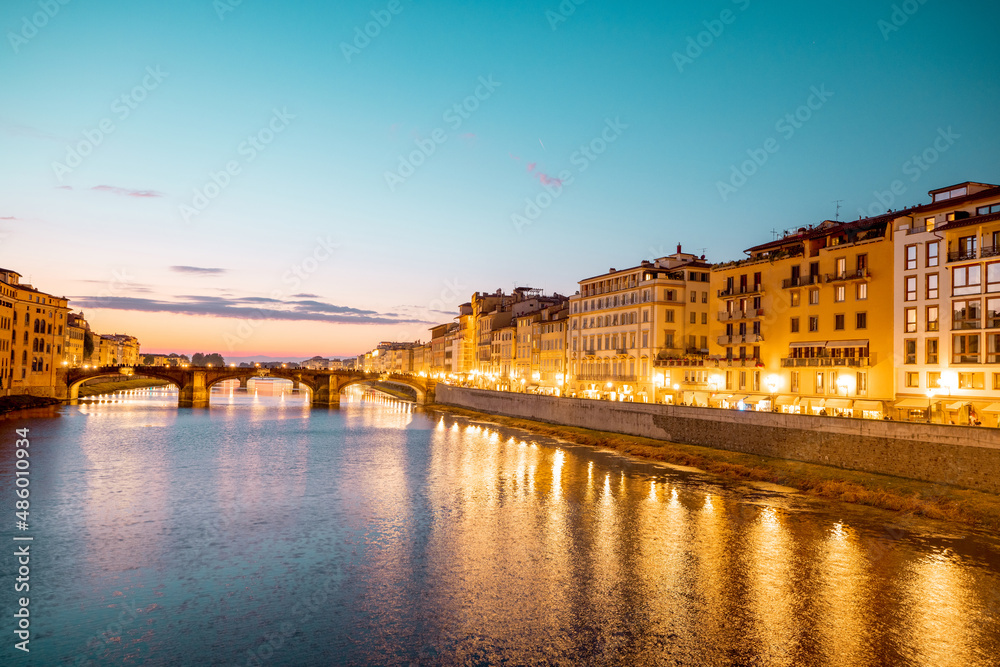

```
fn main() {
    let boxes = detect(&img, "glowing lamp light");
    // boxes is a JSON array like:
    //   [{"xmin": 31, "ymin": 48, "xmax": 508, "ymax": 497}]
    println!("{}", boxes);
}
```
[{"xmin": 766, "ymin": 374, "xmax": 781, "ymax": 393}]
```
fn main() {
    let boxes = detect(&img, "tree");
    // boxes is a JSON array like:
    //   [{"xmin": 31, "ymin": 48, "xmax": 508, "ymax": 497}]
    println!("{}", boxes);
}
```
[
  {"xmin": 191, "ymin": 352, "xmax": 226, "ymax": 367},
  {"xmin": 83, "ymin": 332, "xmax": 95, "ymax": 361},
  {"xmin": 142, "ymin": 354, "xmax": 155, "ymax": 365}
]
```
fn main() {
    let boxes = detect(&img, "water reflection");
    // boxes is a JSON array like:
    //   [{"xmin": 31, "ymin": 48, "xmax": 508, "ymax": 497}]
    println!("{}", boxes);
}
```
[{"xmin": 3, "ymin": 388, "xmax": 999, "ymax": 665}]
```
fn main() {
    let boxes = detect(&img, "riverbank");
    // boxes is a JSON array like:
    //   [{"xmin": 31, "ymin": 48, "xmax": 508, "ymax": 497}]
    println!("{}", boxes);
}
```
[
  {"xmin": 368, "ymin": 381, "xmax": 417, "ymax": 402},
  {"xmin": 0, "ymin": 395, "xmax": 62, "ymax": 414},
  {"xmin": 77, "ymin": 378, "xmax": 171, "ymax": 398},
  {"xmin": 427, "ymin": 404, "xmax": 1000, "ymax": 531}
]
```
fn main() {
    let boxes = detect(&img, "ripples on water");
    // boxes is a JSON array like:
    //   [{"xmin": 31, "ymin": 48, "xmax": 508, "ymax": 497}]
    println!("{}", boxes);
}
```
[{"xmin": 1, "ymin": 382, "xmax": 998, "ymax": 666}]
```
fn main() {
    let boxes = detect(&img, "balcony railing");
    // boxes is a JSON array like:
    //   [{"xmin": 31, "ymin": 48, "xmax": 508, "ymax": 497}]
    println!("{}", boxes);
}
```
[
  {"xmin": 948, "ymin": 249, "xmax": 977, "ymax": 263},
  {"xmin": 824, "ymin": 268, "xmax": 870, "ymax": 282},
  {"xmin": 717, "ymin": 308, "xmax": 765, "ymax": 322},
  {"xmin": 717, "ymin": 333, "xmax": 764, "ymax": 345},
  {"xmin": 983, "ymin": 245, "xmax": 1000, "ymax": 259},
  {"xmin": 583, "ymin": 349, "xmax": 596, "ymax": 356},
  {"xmin": 951, "ymin": 319, "xmax": 981, "ymax": 330},
  {"xmin": 615, "ymin": 348, "xmax": 628, "ymax": 355},
  {"xmin": 781, "ymin": 275, "xmax": 823, "ymax": 289},
  {"xmin": 577, "ymin": 373, "xmax": 637, "ymax": 382},
  {"xmin": 717, "ymin": 285, "xmax": 764, "ymax": 298},
  {"xmin": 779, "ymin": 355, "xmax": 874, "ymax": 368}
]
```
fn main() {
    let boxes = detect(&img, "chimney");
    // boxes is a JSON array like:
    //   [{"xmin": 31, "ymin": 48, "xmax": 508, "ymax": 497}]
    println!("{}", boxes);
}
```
[{"xmin": 676, "ymin": 243, "xmax": 682, "ymax": 254}]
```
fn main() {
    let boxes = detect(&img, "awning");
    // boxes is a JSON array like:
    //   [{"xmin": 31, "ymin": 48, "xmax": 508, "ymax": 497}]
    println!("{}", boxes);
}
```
[
  {"xmin": 713, "ymin": 394, "xmax": 733, "ymax": 402},
  {"xmin": 825, "ymin": 398, "xmax": 853, "ymax": 409},
  {"xmin": 742, "ymin": 396, "xmax": 763, "ymax": 405},
  {"xmin": 945, "ymin": 401, "xmax": 964, "ymax": 411},
  {"xmin": 853, "ymin": 400, "xmax": 883, "ymax": 411},
  {"xmin": 981, "ymin": 403, "xmax": 1000, "ymax": 413},
  {"xmin": 775, "ymin": 395, "xmax": 797, "ymax": 406},
  {"xmin": 789, "ymin": 341, "xmax": 826, "ymax": 349},
  {"xmin": 895, "ymin": 398, "xmax": 929, "ymax": 409},
  {"xmin": 730, "ymin": 395, "xmax": 747, "ymax": 404},
  {"xmin": 826, "ymin": 339, "xmax": 869, "ymax": 348}
]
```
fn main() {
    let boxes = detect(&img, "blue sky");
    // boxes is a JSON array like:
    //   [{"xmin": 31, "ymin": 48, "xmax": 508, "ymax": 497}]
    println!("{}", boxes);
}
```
[{"xmin": 2, "ymin": 0, "xmax": 998, "ymax": 358}]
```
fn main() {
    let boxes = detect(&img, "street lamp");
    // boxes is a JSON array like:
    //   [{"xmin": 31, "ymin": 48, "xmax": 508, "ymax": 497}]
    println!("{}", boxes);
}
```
[
  {"xmin": 925, "ymin": 388, "xmax": 936, "ymax": 423},
  {"xmin": 766, "ymin": 374, "xmax": 780, "ymax": 412}
]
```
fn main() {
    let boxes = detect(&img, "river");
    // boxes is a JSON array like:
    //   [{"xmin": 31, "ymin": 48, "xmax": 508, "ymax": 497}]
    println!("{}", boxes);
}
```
[{"xmin": 1, "ymin": 383, "xmax": 998, "ymax": 666}]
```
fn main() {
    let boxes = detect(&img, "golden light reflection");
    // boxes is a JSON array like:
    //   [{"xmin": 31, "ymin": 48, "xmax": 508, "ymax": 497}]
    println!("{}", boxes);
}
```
[
  {"xmin": 816, "ymin": 521, "xmax": 869, "ymax": 666},
  {"xmin": 746, "ymin": 506, "xmax": 797, "ymax": 665}
]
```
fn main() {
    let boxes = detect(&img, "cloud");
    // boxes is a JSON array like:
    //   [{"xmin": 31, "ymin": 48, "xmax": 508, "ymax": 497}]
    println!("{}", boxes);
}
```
[
  {"xmin": 0, "ymin": 121, "xmax": 68, "ymax": 143},
  {"xmin": 170, "ymin": 266, "xmax": 227, "ymax": 275},
  {"xmin": 0, "ymin": 216, "xmax": 18, "ymax": 220},
  {"xmin": 292, "ymin": 293, "xmax": 320, "ymax": 298},
  {"xmin": 68, "ymin": 294, "xmax": 433, "ymax": 326},
  {"xmin": 92, "ymin": 185, "xmax": 163, "ymax": 198}
]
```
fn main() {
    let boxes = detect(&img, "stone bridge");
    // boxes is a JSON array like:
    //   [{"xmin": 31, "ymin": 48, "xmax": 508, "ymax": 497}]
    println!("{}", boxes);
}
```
[{"xmin": 56, "ymin": 366, "xmax": 437, "ymax": 408}]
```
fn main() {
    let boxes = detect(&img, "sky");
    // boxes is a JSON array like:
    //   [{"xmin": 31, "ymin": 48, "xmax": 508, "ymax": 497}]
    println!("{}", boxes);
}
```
[{"xmin": 2, "ymin": 0, "xmax": 998, "ymax": 361}]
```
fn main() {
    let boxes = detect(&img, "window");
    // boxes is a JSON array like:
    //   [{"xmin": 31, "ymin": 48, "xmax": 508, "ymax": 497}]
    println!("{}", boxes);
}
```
[
  {"xmin": 987, "ymin": 333, "xmax": 1000, "ymax": 364},
  {"xmin": 926, "ymin": 338, "xmax": 938, "ymax": 364},
  {"xmin": 790, "ymin": 291, "xmax": 800, "ymax": 307},
  {"xmin": 643, "ymin": 310, "xmax": 649, "ymax": 323},
  {"xmin": 987, "ymin": 262, "xmax": 1000, "ymax": 293},
  {"xmin": 809, "ymin": 290, "xmax": 819, "ymax": 305},
  {"xmin": 856, "ymin": 254, "xmax": 868, "ymax": 273},
  {"xmin": 835, "ymin": 285, "xmax": 845, "ymax": 302},
  {"xmin": 836, "ymin": 257, "xmax": 847, "ymax": 276},
  {"xmin": 924, "ymin": 217, "xmax": 935, "ymax": 232},
  {"xmin": 809, "ymin": 316, "xmax": 819, "ymax": 332},
  {"xmin": 690, "ymin": 291, "xmax": 697, "ymax": 303},
  {"xmin": 702, "ymin": 292, "xmax": 708, "ymax": 304},
  {"xmin": 790, "ymin": 371, "xmax": 799, "ymax": 393},
  {"xmin": 928, "ymin": 371, "xmax": 941, "ymax": 389},
  {"xmin": 904, "ymin": 276, "xmax": 917, "ymax": 301},
  {"xmin": 926, "ymin": 242, "xmax": 939, "ymax": 267},
  {"xmin": 904, "ymin": 339, "xmax": 917, "ymax": 364},
  {"xmin": 926, "ymin": 305, "xmax": 939, "ymax": 331},
  {"xmin": 977, "ymin": 203, "xmax": 1000, "ymax": 216},
  {"xmin": 642, "ymin": 332, "xmax": 648, "ymax": 348},
  {"xmin": 790, "ymin": 317, "xmax": 800, "ymax": 333},
  {"xmin": 701, "ymin": 312, "xmax": 707, "ymax": 325},
  {"xmin": 904, "ymin": 307, "xmax": 917, "ymax": 333},
  {"xmin": 905, "ymin": 245, "xmax": 918, "ymax": 270},
  {"xmin": 856, "ymin": 372, "xmax": 867, "ymax": 395},
  {"xmin": 953, "ymin": 299, "xmax": 981, "ymax": 329},
  {"xmin": 665, "ymin": 310, "xmax": 674, "ymax": 323},
  {"xmin": 815, "ymin": 372, "xmax": 824, "ymax": 393},
  {"xmin": 856, "ymin": 312, "xmax": 867, "ymax": 329},
  {"xmin": 834, "ymin": 314, "xmax": 845, "ymax": 330},
  {"xmin": 926, "ymin": 273, "xmax": 938, "ymax": 299},
  {"xmin": 958, "ymin": 372, "xmax": 984, "ymax": 390},
  {"xmin": 953, "ymin": 333, "xmax": 980, "ymax": 363},
  {"xmin": 905, "ymin": 372, "xmax": 919, "ymax": 388},
  {"xmin": 856, "ymin": 283, "xmax": 868, "ymax": 300}
]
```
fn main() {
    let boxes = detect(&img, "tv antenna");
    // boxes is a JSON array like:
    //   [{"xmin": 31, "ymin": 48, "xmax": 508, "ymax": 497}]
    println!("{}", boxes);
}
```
[
  {"xmin": 833, "ymin": 200, "xmax": 844, "ymax": 221},
  {"xmin": 769, "ymin": 228, "xmax": 779, "ymax": 240}
]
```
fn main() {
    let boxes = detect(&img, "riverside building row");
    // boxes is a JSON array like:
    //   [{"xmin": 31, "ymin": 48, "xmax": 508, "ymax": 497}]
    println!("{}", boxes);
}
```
[
  {"xmin": 355, "ymin": 180, "xmax": 1000, "ymax": 424},
  {"xmin": 0, "ymin": 268, "xmax": 141, "ymax": 398}
]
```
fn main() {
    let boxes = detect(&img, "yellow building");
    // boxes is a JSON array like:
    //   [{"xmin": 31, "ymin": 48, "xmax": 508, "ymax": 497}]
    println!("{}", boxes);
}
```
[
  {"xmin": 64, "ymin": 312, "xmax": 89, "ymax": 367},
  {"xmin": 567, "ymin": 247, "xmax": 713, "ymax": 402},
  {"xmin": 1, "ymin": 268, "xmax": 71, "ymax": 397},
  {"xmin": 96, "ymin": 334, "xmax": 141, "ymax": 367},
  {"xmin": 537, "ymin": 303, "xmax": 568, "ymax": 395},
  {"xmin": 710, "ymin": 217, "xmax": 894, "ymax": 416},
  {"xmin": 890, "ymin": 181, "xmax": 1000, "ymax": 423}
]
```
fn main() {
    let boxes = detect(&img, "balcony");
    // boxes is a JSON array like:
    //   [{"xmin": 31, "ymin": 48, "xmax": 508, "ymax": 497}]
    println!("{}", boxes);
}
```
[
  {"xmin": 583, "ymin": 349, "xmax": 597, "ymax": 356},
  {"xmin": 824, "ymin": 268, "xmax": 870, "ymax": 282},
  {"xmin": 717, "ymin": 284, "xmax": 765, "ymax": 298},
  {"xmin": 952, "ymin": 319, "xmax": 981, "ymax": 331},
  {"xmin": 948, "ymin": 249, "xmax": 977, "ymax": 263},
  {"xmin": 779, "ymin": 355, "xmax": 874, "ymax": 368},
  {"xmin": 577, "ymin": 373, "xmax": 637, "ymax": 383},
  {"xmin": 781, "ymin": 275, "xmax": 823, "ymax": 289},
  {"xmin": 615, "ymin": 348, "xmax": 628, "ymax": 355},
  {"xmin": 983, "ymin": 245, "xmax": 1000, "ymax": 259},
  {"xmin": 717, "ymin": 309, "xmax": 765, "ymax": 322},
  {"xmin": 719, "ymin": 357, "xmax": 761, "ymax": 368},
  {"xmin": 717, "ymin": 333, "xmax": 763, "ymax": 345}
]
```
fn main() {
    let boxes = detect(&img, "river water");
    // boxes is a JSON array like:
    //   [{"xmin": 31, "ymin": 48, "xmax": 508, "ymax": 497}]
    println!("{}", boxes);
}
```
[{"xmin": 1, "ymin": 384, "xmax": 999, "ymax": 666}]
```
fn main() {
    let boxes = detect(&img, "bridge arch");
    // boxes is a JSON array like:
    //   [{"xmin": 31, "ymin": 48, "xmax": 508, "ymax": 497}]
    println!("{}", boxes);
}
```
[
  {"xmin": 66, "ymin": 370, "xmax": 182, "ymax": 401},
  {"xmin": 336, "ymin": 375, "xmax": 429, "ymax": 404}
]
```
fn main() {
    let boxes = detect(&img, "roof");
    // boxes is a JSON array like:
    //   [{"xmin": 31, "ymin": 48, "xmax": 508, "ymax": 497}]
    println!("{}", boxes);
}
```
[{"xmin": 934, "ymin": 210, "xmax": 1000, "ymax": 233}]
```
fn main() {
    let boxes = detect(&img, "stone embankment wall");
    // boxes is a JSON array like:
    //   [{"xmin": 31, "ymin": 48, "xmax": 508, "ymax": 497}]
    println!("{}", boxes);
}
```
[{"xmin": 435, "ymin": 386, "xmax": 1000, "ymax": 495}]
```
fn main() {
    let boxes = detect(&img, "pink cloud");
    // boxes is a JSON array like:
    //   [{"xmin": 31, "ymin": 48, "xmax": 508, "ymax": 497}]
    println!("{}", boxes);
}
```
[
  {"xmin": 460, "ymin": 132, "xmax": 477, "ymax": 143},
  {"xmin": 55, "ymin": 185, "xmax": 73, "ymax": 190},
  {"xmin": 0, "ymin": 216, "xmax": 18, "ymax": 220},
  {"xmin": 526, "ymin": 162, "xmax": 536, "ymax": 172},
  {"xmin": 508, "ymin": 153, "xmax": 520, "ymax": 161},
  {"xmin": 538, "ymin": 173, "xmax": 562, "ymax": 187},
  {"xmin": 91, "ymin": 185, "xmax": 163, "ymax": 198}
]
